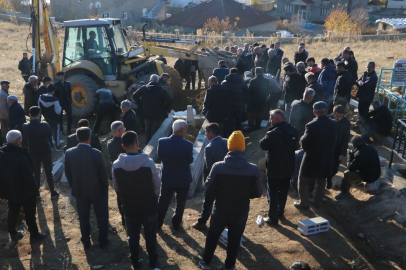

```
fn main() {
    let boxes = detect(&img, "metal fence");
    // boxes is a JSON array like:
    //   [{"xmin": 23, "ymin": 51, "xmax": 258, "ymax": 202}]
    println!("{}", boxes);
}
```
[
  {"xmin": 389, "ymin": 119, "xmax": 406, "ymax": 168},
  {"xmin": 375, "ymin": 68, "xmax": 406, "ymax": 127}
]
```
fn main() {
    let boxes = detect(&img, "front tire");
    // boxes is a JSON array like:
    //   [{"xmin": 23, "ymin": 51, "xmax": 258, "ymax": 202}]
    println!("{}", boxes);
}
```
[{"xmin": 68, "ymin": 74, "xmax": 99, "ymax": 117}]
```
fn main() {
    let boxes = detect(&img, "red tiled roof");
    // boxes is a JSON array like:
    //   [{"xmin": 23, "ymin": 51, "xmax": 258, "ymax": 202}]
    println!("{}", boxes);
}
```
[{"xmin": 162, "ymin": 0, "xmax": 277, "ymax": 29}]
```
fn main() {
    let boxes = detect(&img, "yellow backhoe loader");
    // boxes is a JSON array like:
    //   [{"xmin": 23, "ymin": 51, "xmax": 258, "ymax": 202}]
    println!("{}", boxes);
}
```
[{"xmin": 30, "ymin": 0, "xmax": 235, "ymax": 117}]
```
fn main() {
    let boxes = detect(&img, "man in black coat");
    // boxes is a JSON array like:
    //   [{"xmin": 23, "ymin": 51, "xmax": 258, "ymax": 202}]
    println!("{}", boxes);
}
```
[
  {"xmin": 54, "ymin": 72, "xmax": 73, "ymax": 135},
  {"xmin": 6, "ymin": 95, "xmax": 26, "ymax": 132},
  {"xmin": 265, "ymin": 49, "xmax": 281, "ymax": 77},
  {"xmin": 343, "ymin": 50, "xmax": 358, "ymax": 85},
  {"xmin": 174, "ymin": 58, "xmax": 191, "ymax": 90},
  {"xmin": 93, "ymin": 88, "xmax": 120, "ymax": 134},
  {"xmin": 203, "ymin": 76, "xmax": 230, "ymax": 135},
  {"xmin": 64, "ymin": 119, "xmax": 102, "ymax": 153},
  {"xmin": 289, "ymin": 89, "xmax": 315, "ymax": 139},
  {"xmin": 355, "ymin": 62, "xmax": 378, "ymax": 119},
  {"xmin": 65, "ymin": 127, "xmax": 109, "ymax": 248},
  {"xmin": 107, "ymin": 121, "xmax": 127, "ymax": 226},
  {"xmin": 193, "ymin": 123, "xmax": 228, "ymax": 229},
  {"xmin": 260, "ymin": 109, "xmax": 298, "ymax": 225},
  {"xmin": 274, "ymin": 42, "xmax": 284, "ymax": 62},
  {"xmin": 246, "ymin": 67, "xmax": 270, "ymax": 132},
  {"xmin": 221, "ymin": 68, "xmax": 248, "ymax": 136},
  {"xmin": 0, "ymin": 130, "xmax": 48, "ymax": 243},
  {"xmin": 120, "ymin": 100, "xmax": 137, "ymax": 133},
  {"xmin": 335, "ymin": 136, "xmax": 381, "ymax": 199},
  {"xmin": 212, "ymin": 60, "xmax": 230, "ymax": 83},
  {"xmin": 22, "ymin": 106, "xmax": 59, "ymax": 199},
  {"xmin": 305, "ymin": 73, "xmax": 324, "ymax": 106},
  {"xmin": 360, "ymin": 100, "xmax": 392, "ymax": 143},
  {"xmin": 284, "ymin": 64, "xmax": 307, "ymax": 121},
  {"xmin": 333, "ymin": 62, "xmax": 354, "ymax": 108},
  {"xmin": 295, "ymin": 102, "xmax": 338, "ymax": 209},
  {"xmin": 327, "ymin": 105, "xmax": 351, "ymax": 189},
  {"xmin": 133, "ymin": 74, "xmax": 173, "ymax": 145},
  {"xmin": 23, "ymin": 76, "xmax": 39, "ymax": 116},
  {"xmin": 18, "ymin": 52, "xmax": 31, "ymax": 82}
]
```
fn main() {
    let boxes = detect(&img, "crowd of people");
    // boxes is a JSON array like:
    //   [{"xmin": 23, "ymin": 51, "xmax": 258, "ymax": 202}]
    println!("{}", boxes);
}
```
[{"xmin": 0, "ymin": 41, "xmax": 396, "ymax": 270}]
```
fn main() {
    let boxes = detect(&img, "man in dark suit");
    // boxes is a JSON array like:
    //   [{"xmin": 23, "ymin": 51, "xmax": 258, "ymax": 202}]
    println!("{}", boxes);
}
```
[
  {"xmin": 54, "ymin": 72, "xmax": 72, "ymax": 135},
  {"xmin": 193, "ymin": 123, "xmax": 228, "ymax": 229},
  {"xmin": 133, "ymin": 75, "xmax": 173, "ymax": 145},
  {"xmin": 63, "ymin": 119, "xmax": 102, "ymax": 153},
  {"xmin": 0, "ymin": 130, "xmax": 48, "ymax": 243},
  {"xmin": 327, "ymin": 105, "xmax": 350, "ymax": 189},
  {"xmin": 107, "ymin": 121, "xmax": 126, "ymax": 226},
  {"xmin": 157, "ymin": 120, "xmax": 193, "ymax": 230},
  {"xmin": 289, "ymin": 89, "xmax": 315, "ymax": 139},
  {"xmin": 260, "ymin": 110, "xmax": 298, "ymax": 225},
  {"xmin": 294, "ymin": 102, "xmax": 338, "ymax": 209},
  {"xmin": 120, "ymin": 100, "xmax": 137, "ymax": 132},
  {"xmin": 274, "ymin": 42, "xmax": 284, "ymax": 62},
  {"xmin": 22, "ymin": 106, "xmax": 59, "ymax": 199},
  {"xmin": 65, "ymin": 127, "xmax": 109, "ymax": 248}
]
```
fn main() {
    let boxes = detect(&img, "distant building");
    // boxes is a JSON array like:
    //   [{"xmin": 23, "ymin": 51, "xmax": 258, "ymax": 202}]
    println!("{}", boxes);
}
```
[
  {"xmin": 387, "ymin": 0, "xmax": 406, "ymax": 9},
  {"xmin": 50, "ymin": 0, "xmax": 167, "ymax": 25},
  {"xmin": 367, "ymin": 0, "xmax": 382, "ymax": 12},
  {"xmin": 274, "ymin": 0, "xmax": 369, "ymax": 22},
  {"xmin": 376, "ymin": 18, "xmax": 406, "ymax": 32},
  {"xmin": 162, "ymin": 0, "xmax": 278, "ymax": 35}
]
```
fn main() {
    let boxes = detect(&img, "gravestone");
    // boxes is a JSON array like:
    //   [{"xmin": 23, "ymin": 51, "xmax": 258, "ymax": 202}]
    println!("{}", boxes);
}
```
[{"xmin": 393, "ymin": 59, "xmax": 406, "ymax": 86}]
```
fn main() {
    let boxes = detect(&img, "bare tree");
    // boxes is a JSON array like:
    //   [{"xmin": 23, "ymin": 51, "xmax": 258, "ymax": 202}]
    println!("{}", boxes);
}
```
[{"xmin": 350, "ymin": 8, "xmax": 369, "ymax": 31}]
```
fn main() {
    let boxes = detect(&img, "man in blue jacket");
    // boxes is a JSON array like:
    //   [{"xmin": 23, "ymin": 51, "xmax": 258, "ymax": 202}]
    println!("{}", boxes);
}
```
[
  {"xmin": 157, "ymin": 119, "xmax": 193, "ymax": 230},
  {"xmin": 355, "ymin": 62, "xmax": 378, "ymax": 119},
  {"xmin": 317, "ymin": 58, "xmax": 336, "ymax": 108},
  {"xmin": 7, "ymin": 95, "xmax": 26, "ymax": 132},
  {"xmin": 212, "ymin": 60, "xmax": 230, "ymax": 83}
]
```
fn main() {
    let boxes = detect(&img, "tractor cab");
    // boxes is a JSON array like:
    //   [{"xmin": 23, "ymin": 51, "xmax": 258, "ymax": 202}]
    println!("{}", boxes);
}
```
[{"xmin": 62, "ymin": 18, "xmax": 127, "ymax": 77}]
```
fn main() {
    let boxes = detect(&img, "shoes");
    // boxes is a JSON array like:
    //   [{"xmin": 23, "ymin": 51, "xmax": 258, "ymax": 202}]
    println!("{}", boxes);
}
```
[
  {"xmin": 293, "ymin": 201, "xmax": 310, "ymax": 209},
  {"xmin": 192, "ymin": 222, "xmax": 207, "ymax": 230},
  {"xmin": 10, "ymin": 230, "xmax": 24, "ymax": 241},
  {"xmin": 51, "ymin": 191, "xmax": 60, "ymax": 199},
  {"xmin": 30, "ymin": 232, "xmax": 48, "ymax": 243},
  {"xmin": 54, "ymin": 145, "xmax": 63, "ymax": 151},
  {"xmin": 199, "ymin": 260, "xmax": 211, "ymax": 270},
  {"xmin": 335, "ymin": 192, "xmax": 352, "ymax": 200},
  {"xmin": 263, "ymin": 217, "xmax": 278, "ymax": 226}
]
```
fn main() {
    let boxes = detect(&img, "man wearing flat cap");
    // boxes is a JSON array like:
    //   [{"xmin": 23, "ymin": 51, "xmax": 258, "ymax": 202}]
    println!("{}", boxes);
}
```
[
  {"xmin": 294, "ymin": 101, "xmax": 338, "ymax": 209},
  {"xmin": 54, "ymin": 71, "xmax": 72, "ymax": 135},
  {"xmin": 7, "ymin": 95, "xmax": 26, "ymax": 133},
  {"xmin": 0, "ymin": 80, "xmax": 10, "ymax": 142}
]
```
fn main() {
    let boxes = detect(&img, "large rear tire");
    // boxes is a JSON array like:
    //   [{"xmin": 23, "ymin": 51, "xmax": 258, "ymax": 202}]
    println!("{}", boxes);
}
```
[
  {"xmin": 166, "ymin": 65, "xmax": 182, "ymax": 97},
  {"xmin": 68, "ymin": 74, "xmax": 99, "ymax": 117}
]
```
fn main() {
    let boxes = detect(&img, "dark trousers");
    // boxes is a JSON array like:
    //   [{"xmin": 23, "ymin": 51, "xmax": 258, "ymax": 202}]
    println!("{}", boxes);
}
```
[
  {"xmin": 93, "ymin": 103, "xmax": 116, "ymax": 133},
  {"xmin": 190, "ymin": 72, "xmax": 196, "ymax": 90},
  {"xmin": 225, "ymin": 106, "xmax": 244, "ymax": 137},
  {"xmin": 197, "ymin": 192, "xmax": 215, "ymax": 225},
  {"xmin": 32, "ymin": 154, "xmax": 55, "ymax": 196},
  {"xmin": 8, "ymin": 198, "xmax": 38, "ymax": 236},
  {"xmin": 50, "ymin": 123, "xmax": 60, "ymax": 147},
  {"xmin": 75, "ymin": 195, "xmax": 109, "ymax": 245},
  {"xmin": 60, "ymin": 104, "xmax": 72, "ymax": 134},
  {"xmin": 358, "ymin": 102, "xmax": 370, "ymax": 120},
  {"xmin": 267, "ymin": 177, "xmax": 290, "ymax": 223},
  {"xmin": 182, "ymin": 76, "xmax": 191, "ymax": 90},
  {"xmin": 248, "ymin": 112, "xmax": 262, "ymax": 132},
  {"xmin": 116, "ymin": 191, "xmax": 125, "ymax": 226},
  {"xmin": 202, "ymin": 211, "xmax": 248, "ymax": 269},
  {"xmin": 125, "ymin": 213, "xmax": 158, "ymax": 269},
  {"xmin": 145, "ymin": 118, "xmax": 163, "ymax": 145},
  {"xmin": 1, "ymin": 118, "xmax": 8, "ymax": 143},
  {"xmin": 158, "ymin": 185, "xmax": 190, "ymax": 229},
  {"xmin": 340, "ymin": 171, "xmax": 364, "ymax": 193},
  {"xmin": 299, "ymin": 175, "xmax": 326, "ymax": 207}
]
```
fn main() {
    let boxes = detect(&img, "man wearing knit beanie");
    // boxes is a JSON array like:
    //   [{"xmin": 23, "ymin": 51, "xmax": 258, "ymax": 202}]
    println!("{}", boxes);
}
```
[{"xmin": 199, "ymin": 131, "xmax": 263, "ymax": 270}]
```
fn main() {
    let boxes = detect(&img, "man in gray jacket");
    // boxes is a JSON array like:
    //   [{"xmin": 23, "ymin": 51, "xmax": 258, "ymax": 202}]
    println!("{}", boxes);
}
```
[
  {"xmin": 65, "ymin": 127, "xmax": 109, "ymax": 248},
  {"xmin": 193, "ymin": 123, "xmax": 228, "ymax": 229},
  {"xmin": 112, "ymin": 131, "xmax": 161, "ymax": 270}
]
